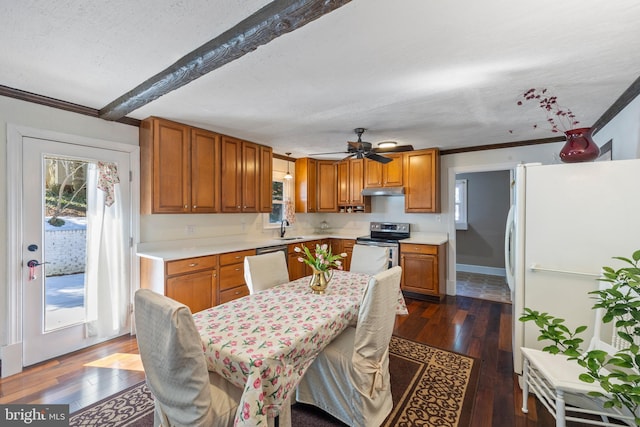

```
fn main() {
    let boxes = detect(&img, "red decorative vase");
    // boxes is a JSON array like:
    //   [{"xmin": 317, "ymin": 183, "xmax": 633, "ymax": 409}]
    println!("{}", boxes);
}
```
[{"xmin": 559, "ymin": 128, "xmax": 600, "ymax": 163}]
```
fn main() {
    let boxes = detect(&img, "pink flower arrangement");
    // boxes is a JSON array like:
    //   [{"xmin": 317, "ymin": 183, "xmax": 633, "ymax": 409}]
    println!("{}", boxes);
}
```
[
  {"xmin": 294, "ymin": 243, "xmax": 347, "ymax": 272},
  {"xmin": 516, "ymin": 88, "xmax": 580, "ymax": 133}
]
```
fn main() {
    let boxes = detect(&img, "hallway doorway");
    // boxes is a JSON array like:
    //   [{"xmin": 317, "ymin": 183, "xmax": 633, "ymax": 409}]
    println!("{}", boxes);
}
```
[{"xmin": 454, "ymin": 169, "xmax": 511, "ymax": 303}]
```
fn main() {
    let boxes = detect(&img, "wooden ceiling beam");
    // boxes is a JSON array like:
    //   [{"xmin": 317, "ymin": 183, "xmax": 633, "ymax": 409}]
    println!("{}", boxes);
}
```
[{"xmin": 99, "ymin": 0, "xmax": 351, "ymax": 121}]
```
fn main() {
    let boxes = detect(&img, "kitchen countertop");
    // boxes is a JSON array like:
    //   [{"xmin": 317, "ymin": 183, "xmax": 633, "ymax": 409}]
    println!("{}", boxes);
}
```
[{"xmin": 136, "ymin": 231, "xmax": 449, "ymax": 261}]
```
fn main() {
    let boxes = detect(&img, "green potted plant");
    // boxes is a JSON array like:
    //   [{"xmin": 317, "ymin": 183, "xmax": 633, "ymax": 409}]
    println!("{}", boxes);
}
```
[{"xmin": 520, "ymin": 250, "xmax": 640, "ymax": 424}]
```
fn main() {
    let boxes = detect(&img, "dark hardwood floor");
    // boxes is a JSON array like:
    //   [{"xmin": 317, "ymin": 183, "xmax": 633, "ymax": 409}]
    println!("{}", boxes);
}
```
[{"xmin": 1, "ymin": 295, "xmax": 581, "ymax": 426}]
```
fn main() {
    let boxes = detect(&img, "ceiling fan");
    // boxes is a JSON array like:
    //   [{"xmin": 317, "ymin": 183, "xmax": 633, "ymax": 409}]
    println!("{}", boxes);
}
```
[{"xmin": 311, "ymin": 128, "xmax": 413, "ymax": 164}]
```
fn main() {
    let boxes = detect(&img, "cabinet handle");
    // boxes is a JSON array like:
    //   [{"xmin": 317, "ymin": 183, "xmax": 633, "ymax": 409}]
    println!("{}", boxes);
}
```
[
  {"xmin": 189, "ymin": 263, "xmax": 198, "ymax": 267},
  {"xmin": 235, "ymin": 268, "xmax": 240, "ymax": 271},
  {"xmin": 235, "ymin": 256, "xmax": 241, "ymax": 259},
  {"xmin": 193, "ymin": 205, "xmax": 197, "ymax": 209},
  {"xmin": 237, "ymin": 205, "xmax": 241, "ymax": 208},
  {"xmin": 184, "ymin": 205, "xmax": 188, "ymax": 208},
  {"xmin": 234, "ymin": 291, "xmax": 240, "ymax": 295}
]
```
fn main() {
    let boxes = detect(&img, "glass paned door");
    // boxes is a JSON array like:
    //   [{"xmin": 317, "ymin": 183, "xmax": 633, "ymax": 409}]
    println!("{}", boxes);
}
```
[{"xmin": 22, "ymin": 137, "xmax": 131, "ymax": 366}]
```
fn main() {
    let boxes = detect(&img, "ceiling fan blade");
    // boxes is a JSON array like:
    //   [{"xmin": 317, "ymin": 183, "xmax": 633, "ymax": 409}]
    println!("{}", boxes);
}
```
[
  {"xmin": 310, "ymin": 150, "xmax": 349, "ymax": 155},
  {"xmin": 372, "ymin": 144, "xmax": 414, "ymax": 153},
  {"xmin": 336, "ymin": 153, "xmax": 357, "ymax": 163},
  {"xmin": 365, "ymin": 152, "xmax": 392, "ymax": 164}
]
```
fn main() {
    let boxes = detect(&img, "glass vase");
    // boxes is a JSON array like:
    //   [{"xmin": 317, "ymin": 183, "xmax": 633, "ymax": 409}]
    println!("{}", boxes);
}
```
[{"xmin": 559, "ymin": 128, "xmax": 600, "ymax": 163}]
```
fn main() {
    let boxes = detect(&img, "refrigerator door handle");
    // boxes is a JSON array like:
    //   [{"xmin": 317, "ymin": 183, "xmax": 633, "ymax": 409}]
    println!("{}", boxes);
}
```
[{"xmin": 504, "ymin": 205, "xmax": 516, "ymax": 292}]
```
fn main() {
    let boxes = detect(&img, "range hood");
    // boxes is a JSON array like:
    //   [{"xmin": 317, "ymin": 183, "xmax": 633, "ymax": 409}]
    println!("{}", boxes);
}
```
[{"xmin": 361, "ymin": 187, "xmax": 405, "ymax": 196}]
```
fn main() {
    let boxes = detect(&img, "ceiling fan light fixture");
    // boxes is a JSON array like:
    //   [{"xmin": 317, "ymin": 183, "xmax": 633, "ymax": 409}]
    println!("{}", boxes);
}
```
[
  {"xmin": 284, "ymin": 152, "xmax": 293, "ymax": 180},
  {"xmin": 377, "ymin": 141, "xmax": 397, "ymax": 149}
]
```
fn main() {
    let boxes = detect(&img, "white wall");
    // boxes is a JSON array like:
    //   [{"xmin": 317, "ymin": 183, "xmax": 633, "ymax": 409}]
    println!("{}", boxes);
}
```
[
  {"xmin": 0, "ymin": 95, "xmax": 138, "ymax": 348},
  {"xmin": 591, "ymin": 95, "xmax": 640, "ymax": 160}
]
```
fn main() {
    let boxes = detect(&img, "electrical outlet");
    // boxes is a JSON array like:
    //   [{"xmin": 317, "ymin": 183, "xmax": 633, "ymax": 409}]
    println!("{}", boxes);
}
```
[
  {"xmin": 435, "ymin": 215, "xmax": 441, "ymax": 222},
  {"xmin": 186, "ymin": 225, "xmax": 195, "ymax": 235}
]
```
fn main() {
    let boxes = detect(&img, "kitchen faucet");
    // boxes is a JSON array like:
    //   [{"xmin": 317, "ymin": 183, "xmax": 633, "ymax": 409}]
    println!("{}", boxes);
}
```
[{"xmin": 280, "ymin": 219, "xmax": 290, "ymax": 238}]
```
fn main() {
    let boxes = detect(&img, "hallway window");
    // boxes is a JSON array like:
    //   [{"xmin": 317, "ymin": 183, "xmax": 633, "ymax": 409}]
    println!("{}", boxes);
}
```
[{"xmin": 455, "ymin": 179, "xmax": 468, "ymax": 230}]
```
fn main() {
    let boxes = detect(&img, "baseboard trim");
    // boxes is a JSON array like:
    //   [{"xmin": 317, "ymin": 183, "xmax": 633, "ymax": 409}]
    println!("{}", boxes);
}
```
[{"xmin": 456, "ymin": 264, "xmax": 506, "ymax": 277}]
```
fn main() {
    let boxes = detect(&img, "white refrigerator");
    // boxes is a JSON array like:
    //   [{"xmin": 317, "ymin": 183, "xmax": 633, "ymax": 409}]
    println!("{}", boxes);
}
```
[{"xmin": 505, "ymin": 158, "xmax": 640, "ymax": 377}]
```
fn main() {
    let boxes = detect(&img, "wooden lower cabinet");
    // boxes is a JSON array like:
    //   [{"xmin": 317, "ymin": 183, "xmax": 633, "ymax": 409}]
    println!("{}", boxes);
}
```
[
  {"xmin": 288, "ymin": 244, "xmax": 306, "ymax": 281},
  {"xmin": 166, "ymin": 270, "xmax": 216, "ymax": 314},
  {"xmin": 327, "ymin": 238, "xmax": 354, "ymax": 271},
  {"xmin": 400, "ymin": 243, "xmax": 446, "ymax": 301},
  {"xmin": 218, "ymin": 249, "xmax": 255, "ymax": 302},
  {"xmin": 140, "ymin": 254, "xmax": 218, "ymax": 314}
]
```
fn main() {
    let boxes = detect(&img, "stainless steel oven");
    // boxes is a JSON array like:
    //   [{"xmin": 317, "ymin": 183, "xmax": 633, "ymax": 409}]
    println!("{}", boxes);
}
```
[{"xmin": 355, "ymin": 222, "xmax": 410, "ymax": 268}]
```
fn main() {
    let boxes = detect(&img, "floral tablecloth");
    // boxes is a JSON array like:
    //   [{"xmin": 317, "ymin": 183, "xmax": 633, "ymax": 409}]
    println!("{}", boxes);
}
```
[{"xmin": 193, "ymin": 270, "xmax": 407, "ymax": 427}]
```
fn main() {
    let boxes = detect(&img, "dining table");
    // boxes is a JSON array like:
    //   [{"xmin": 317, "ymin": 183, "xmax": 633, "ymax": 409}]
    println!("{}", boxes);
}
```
[{"xmin": 192, "ymin": 269, "xmax": 408, "ymax": 427}]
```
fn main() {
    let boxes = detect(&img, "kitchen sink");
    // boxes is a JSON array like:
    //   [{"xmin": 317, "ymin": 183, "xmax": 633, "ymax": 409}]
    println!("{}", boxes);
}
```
[{"xmin": 279, "ymin": 236, "xmax": 304, "ymax": 241}]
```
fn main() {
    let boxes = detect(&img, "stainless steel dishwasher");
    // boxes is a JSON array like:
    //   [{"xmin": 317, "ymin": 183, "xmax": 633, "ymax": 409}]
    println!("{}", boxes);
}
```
[{"xmin": 255, "ymin": 244, "xmax": 289, "ymax": 266}]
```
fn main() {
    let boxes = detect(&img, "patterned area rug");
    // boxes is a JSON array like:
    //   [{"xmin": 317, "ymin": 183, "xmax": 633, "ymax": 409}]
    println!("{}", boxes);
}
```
[{"xmin": 69, "ymin": 336, "xmax": 479, "ymax": 427}]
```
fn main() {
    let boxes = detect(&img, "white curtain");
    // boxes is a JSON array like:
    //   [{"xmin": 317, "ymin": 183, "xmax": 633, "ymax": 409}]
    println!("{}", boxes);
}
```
[{"xmin": 84, "ymin": 162, "xmax": 127, "ymax": 338}]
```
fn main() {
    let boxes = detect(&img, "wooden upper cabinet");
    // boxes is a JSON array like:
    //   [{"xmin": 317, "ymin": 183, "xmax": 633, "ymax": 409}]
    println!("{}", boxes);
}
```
[
  {"xmin": 141, "ymin": 117, "xmax": 219, "ymax": 214},
  {"xmin": 141, "ymin": 117, "xmax": 272, "ymax": 215},
  {"xmin": 259, "ymin": 145, "xmax": 273, "ymax": 213},
  {"xmin": 220, "ymin": 135, "xmax": 243, "ymax": 213},
  {"xmin": 241, "ymin": 141, "xmax": 259, "ymax": 212},
  {"xmin": 338, "ymin": 159, "xmax": 364, "ymax": 205},
  {"xmin": 364, "ymin": 153, "xmax": 403, "ymax": 188},
  {"xmin": 337, "ymin": 161, "xmax": 349, "ymax": 205},
  {"xmin": 295, "ymin": 158, "xmax": 317, "ymax": 213},
  {"xmin": 190, "ymin": 128, "xmax": 220, "ymax": 213},
  {"xmin": 316, "ymin": 160, "xmax": 338, "ymax": 212},
  {"xmin": 220, "ymin": 137, "xmax": 263, "ymax": 213},
  {"xmin": 404, "ymin": 148, "xmax": 440, "ymax": 213}
]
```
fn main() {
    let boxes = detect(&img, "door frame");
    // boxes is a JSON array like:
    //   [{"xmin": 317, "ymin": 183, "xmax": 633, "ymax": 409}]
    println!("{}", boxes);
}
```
[
  {"xmin": 4, "ymin": 123, "xmax": 140, "ymax": 376},
  {"xmin": 446, "ymin": 162, "xmax": 516, "ymax": 296}
]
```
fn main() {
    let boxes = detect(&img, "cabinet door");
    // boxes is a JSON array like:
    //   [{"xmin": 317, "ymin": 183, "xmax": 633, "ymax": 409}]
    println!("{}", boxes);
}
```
[
  {"xmin": 220, "ymin": 136, "xmax": 242, "ymax": 212},
  {"xmin": 364, "ymin": 159, "xmax": 383, "ymax": 188},
  {"xmin": 166, "ymin": 269, "xmax": 216, "ymax": 314},
  {"xmin": 316, "ymin": 160, "xmax": 338, "ymax": 212},
  {"xmin": 242, "ymin": 141, "xmax": 259, "ymax": 212},
  {"xmin": 295, "ymin": 158, "xmax": 317, "ymax": 213},
  {"xmin": 288, "ymin": 251, "xmax": 306, "ymax": 281},
  {"xmin": 259, "ymin": 145, "xmax": 273, "ymax": 213},
  {"xmin": 191, "ymin": 128, "xmax": 220, "ymax": 213},
  {"xmin": 342, "ymin": 239, "xmax": 355, "ymax": 271},
  {"xmin": 383, "ymin": 153, "xmax": 404, "ymax": 187},
  {"xmin": 337, "ymin": 161, "xmax": 350, "ymax": 205},
  {"xmin": 152, "ymin": 119, "xmax": 190, "ymax": 213},
  {"xmin": 349, "ymin": 159, "xmax": 364, "ymax": 204},
  {"xmin": 404, "ymin": 149, "xmax": 440, "ymax": 213},
  {"xmin": 401, "ymin": 253, "xmax": 438, "ymax": 294}
]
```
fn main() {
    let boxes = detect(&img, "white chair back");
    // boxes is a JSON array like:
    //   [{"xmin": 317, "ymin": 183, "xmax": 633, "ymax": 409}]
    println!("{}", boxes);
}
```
[
  {"xmin": 244, "ymin": 251, "xmax": 290, "ymax": 294},
  {"xmin": 351, "ymin": 266, "xmax": 402, "ymax": 396},
  {"xmin": 134, "ymin": 289, "xmax": 217, "ymax": 426},
  {"xmin": 350, "ymin": 244, "xmax": 390, "ymax": 275}
]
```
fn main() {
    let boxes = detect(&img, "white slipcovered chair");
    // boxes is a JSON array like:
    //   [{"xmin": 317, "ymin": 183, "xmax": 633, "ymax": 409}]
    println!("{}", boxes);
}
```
[
  {"xmin": 296, "ymin": 266, "xmax": 402, "ymax": 427},
  {"xmin": 243, "ymin": 251, "xmax": 290, "ymax": 294},
  {"xmin": 349, "ymin": 244, "xmax": 390, "ymax": 275},
  {"xmin": 521, "ymin": 282, "xmax": 640, "ymax": 427},
  {"xmin": 134, "ymin": 289, "xmax": 241, "ymax": 427}
]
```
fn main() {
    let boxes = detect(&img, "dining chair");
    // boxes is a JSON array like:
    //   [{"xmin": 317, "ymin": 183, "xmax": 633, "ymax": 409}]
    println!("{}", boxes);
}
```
[
  {"xmin": 134, "ymin": 289, "xmax": 241, "ymax": 427},
  {"xmin": 349, "ymin": 244, "xmax": 390, "ymax": 275},
  {"xmin": 296, "ymin": 266, "xmax": 402, "ymax": 427},
  {"xmin": 244, "ymin": 251, "xmax": 290, "ymax": 294},
  {"xmin": 521, "ymin": 282, "xmax": 640, "ymax": 426}
]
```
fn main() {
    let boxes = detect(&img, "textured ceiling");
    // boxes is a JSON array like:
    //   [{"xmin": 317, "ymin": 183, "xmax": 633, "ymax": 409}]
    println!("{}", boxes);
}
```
[{"xmin": 2, "ymin": 0, "xmax": 640, "ymax": 158}]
